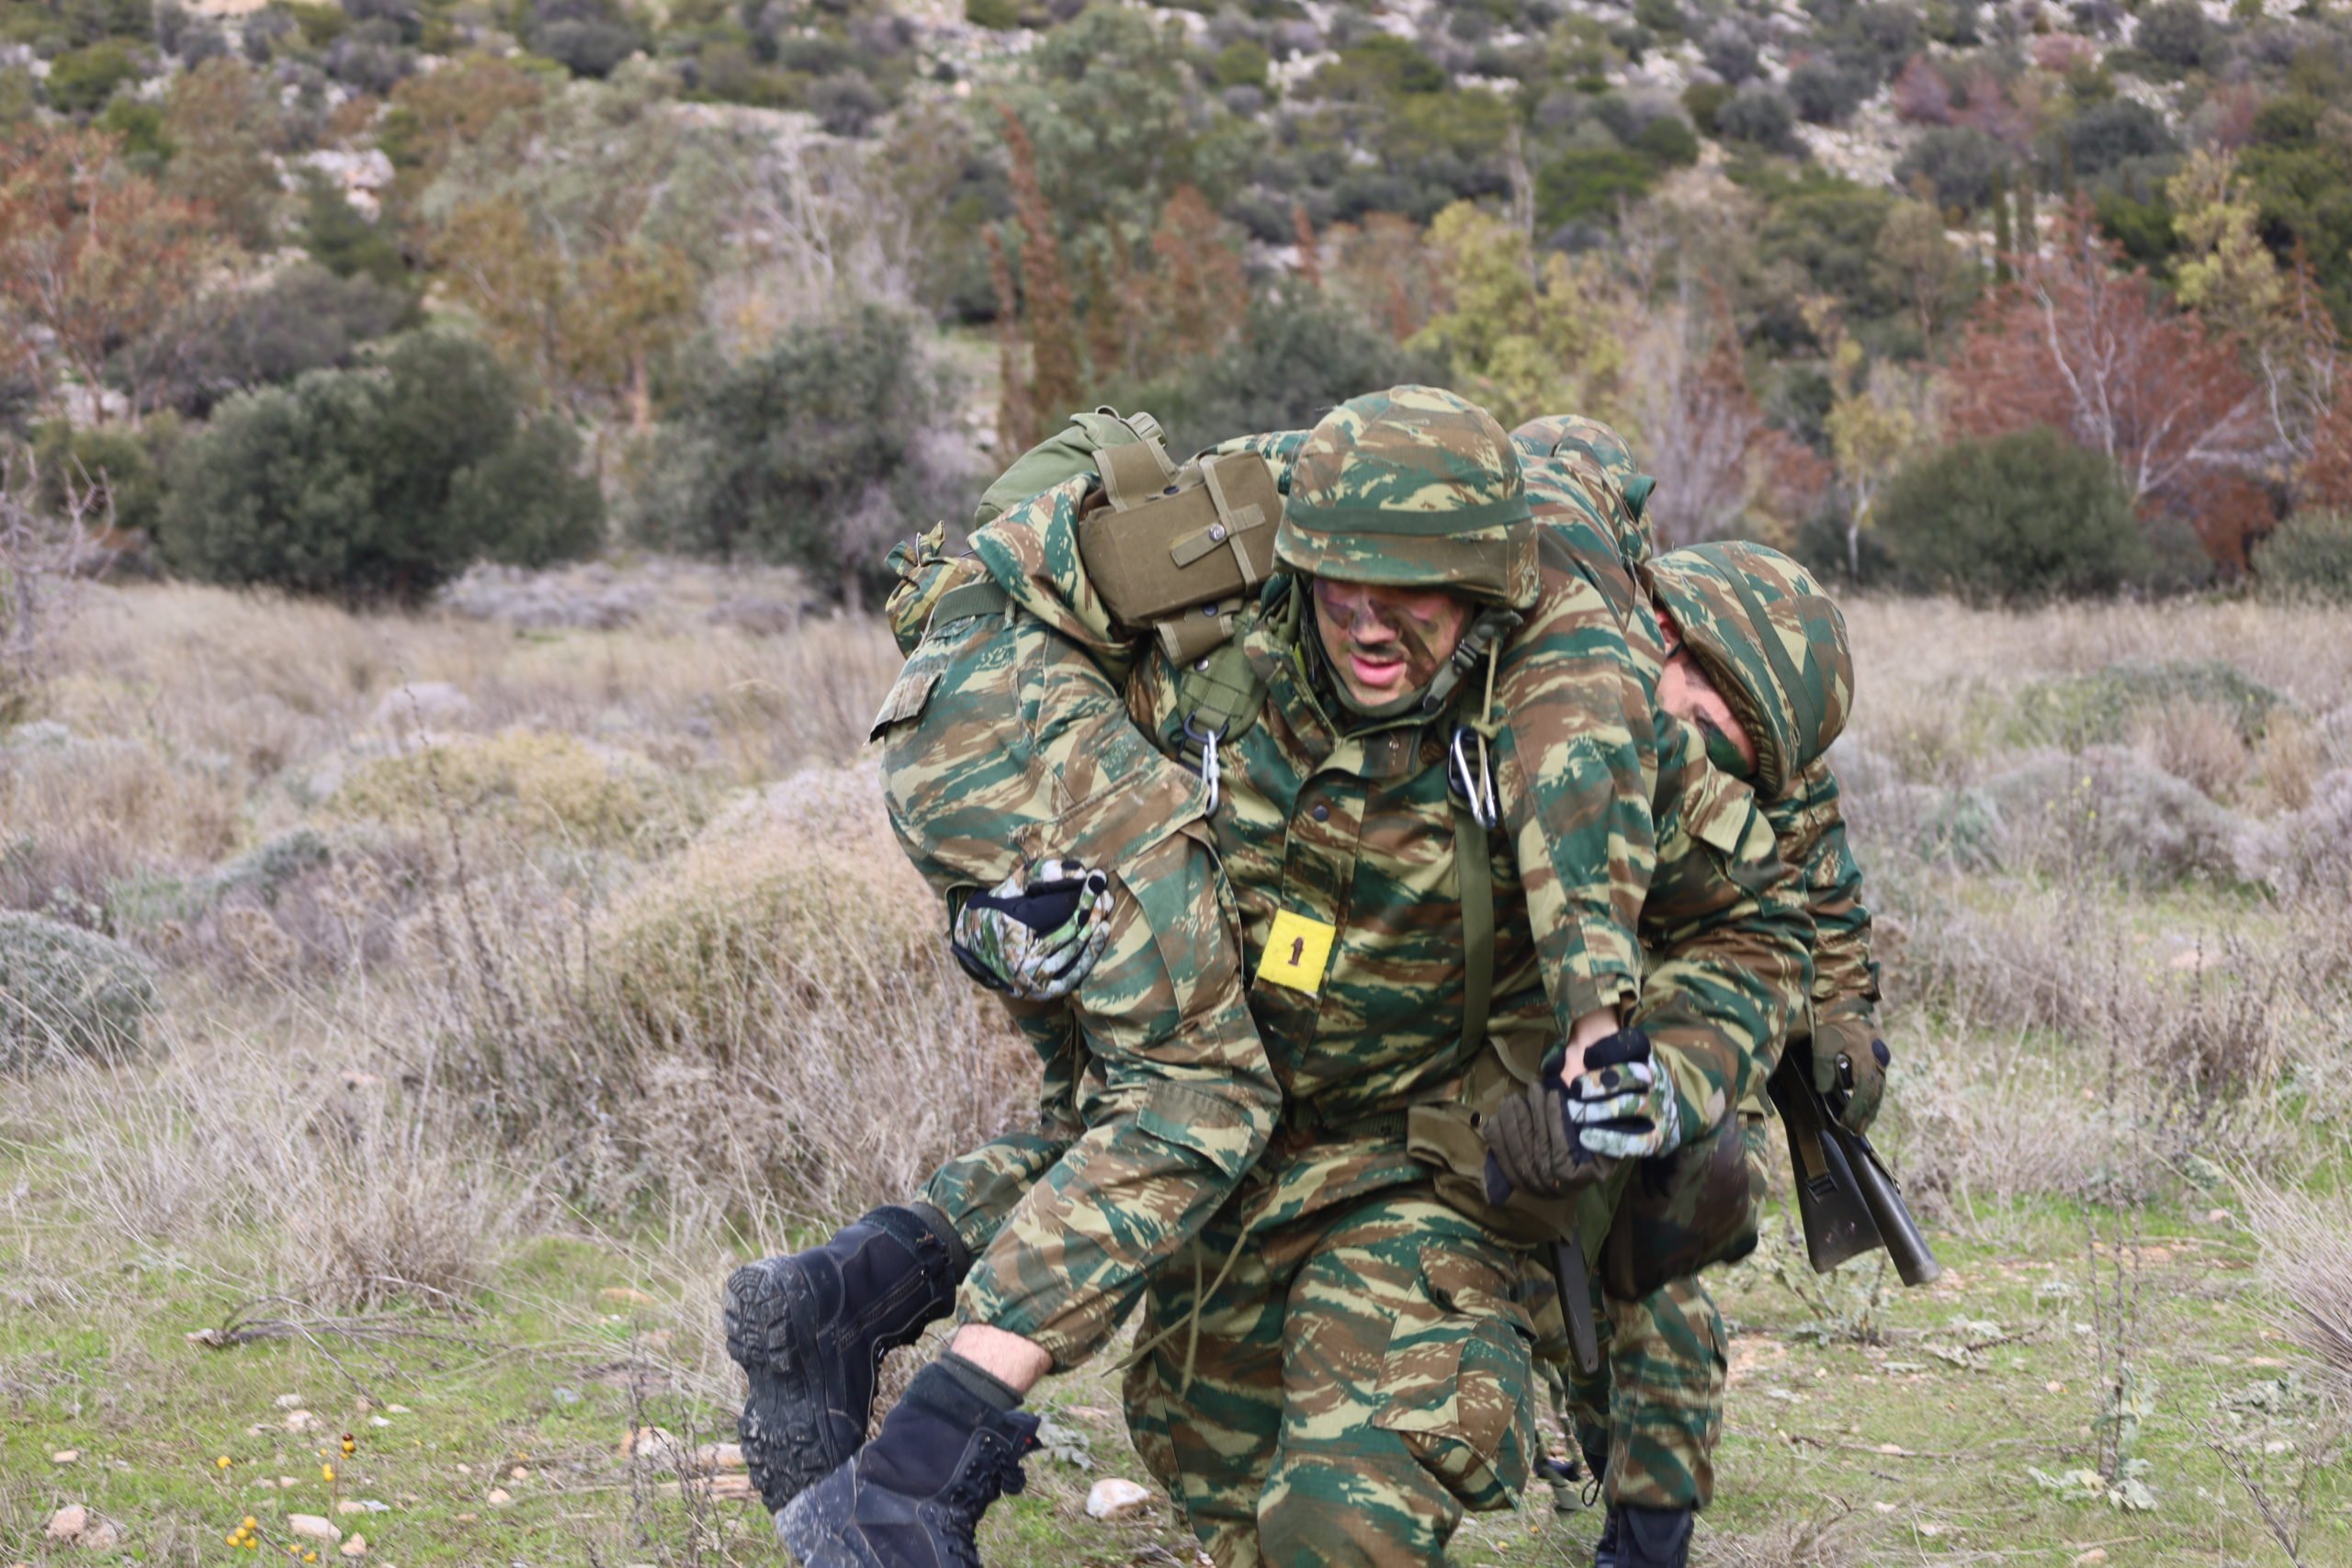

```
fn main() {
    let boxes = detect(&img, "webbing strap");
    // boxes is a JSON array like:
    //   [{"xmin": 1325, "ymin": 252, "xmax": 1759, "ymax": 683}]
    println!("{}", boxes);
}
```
[
  {"xmin": 1173, "ymin": 638, "xmax": 1266, "ymax": 774},
  {"xmin": 1098, "ymin": 437, "xmax": 1178, "ymax": 513},
  {"xmin": 1192, "ymin": 455, "xmax": 1265, "ymax": 589},
  {"xmin": 1454, "ymin": 793, "xmax": 1493, "ymax": 1059},
  {"xmin": 928, "ymin": 579, "xmax": 1009, "ymax": 628}
]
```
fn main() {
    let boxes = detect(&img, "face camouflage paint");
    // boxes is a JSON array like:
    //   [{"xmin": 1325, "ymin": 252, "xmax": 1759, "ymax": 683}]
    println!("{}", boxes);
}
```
[{"xmin": 1309, "ymin": 577, "xmax": 1474, "ymax": 714}]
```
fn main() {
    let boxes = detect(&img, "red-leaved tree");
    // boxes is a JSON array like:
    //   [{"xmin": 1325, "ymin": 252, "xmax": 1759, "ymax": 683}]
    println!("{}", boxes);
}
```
[{"xmin": 1944, "ymin": 205, "xmax": 2277, "ymax": 567}]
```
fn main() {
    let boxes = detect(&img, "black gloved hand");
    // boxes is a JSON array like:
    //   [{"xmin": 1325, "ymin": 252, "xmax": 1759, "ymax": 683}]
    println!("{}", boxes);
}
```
[
  {"xmin": 1812, "ymin": 1020, "xmax": 1889, "ymax": 1135},
  {"xmin": 1480, "ymin": 1031, "xmax": 1657, "ymax": 1202}
]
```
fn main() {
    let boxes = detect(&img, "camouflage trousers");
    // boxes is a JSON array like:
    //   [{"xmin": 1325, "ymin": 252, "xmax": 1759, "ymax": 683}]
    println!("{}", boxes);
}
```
[
  {"xmin": 1530, "ymin": 1112, "xmax": 1769, "ymax": 1509},
  {"xmin": 875, "ymin": 602, "xmax": 1280, "ymax": 1368},
  {"xmin": 1117, "ymin": 1187, "xmax": 1543, "ymax": 1568}
]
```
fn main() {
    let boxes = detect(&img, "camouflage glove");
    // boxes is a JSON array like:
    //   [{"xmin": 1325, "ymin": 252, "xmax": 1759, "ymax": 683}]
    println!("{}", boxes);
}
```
[
  {"xmin": 1811, "ymin": 1021, "xmax": 1889, "ymax": 1136},
  {"xmin": 1561, "ymin": 1027, "xmax": 1684, "ymax": 1160},
  {"xmin": 948, "ymin": 860, "xmax": 1113, "ymax": 1001}
]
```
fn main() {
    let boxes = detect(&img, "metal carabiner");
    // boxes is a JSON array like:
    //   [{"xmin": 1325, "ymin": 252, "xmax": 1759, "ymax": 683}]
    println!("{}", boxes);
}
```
[
  {"xmin": 1450, "ymin": 724, "xmax": 1499, "ymax": 829},
  {"xmin": 1182, "ymin": 715, "xmax": 1227, "ymax": 816}
]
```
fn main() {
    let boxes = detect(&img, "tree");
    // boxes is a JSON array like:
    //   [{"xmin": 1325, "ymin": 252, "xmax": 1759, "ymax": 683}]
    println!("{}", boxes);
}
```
[
  {"xmin": 159, "ymin": 331, "xmax": 600, "ymax": 603},
  {"xmin": 424, "ymin": 78, "xmax": 707, "ymax": 430},
  {"xmin": 1870, "ymin": 196, "xmax": 1975, "ymax": 346},
  {"xmin": 1805, "ymin": 300, "xmax": 1920, "ymax": 583},
  {"xmin": 0, "ymin": 126, "xmax": 222, "ymax": 423},
  {"xmin": 160, "ymin": 57, "xmax": 282, "ymax": 251},
  {"xmin": 1411, "ymin": 200, "xmax": 1625, "ymax": 432},
  {"xmin": 1944, "ymin": 206, "xmax": 2274, "ymax": 566},
  {"xmin": 990, "ymin": 107, "xmax": 1079, "ymax": 447},
  {"xmin": 1877, "ymin": 428, "xmax": 2148, "ymax": 603},
  {"xmin": 626, "ymin": 306, "xmax": 958, "ymax": 607}
]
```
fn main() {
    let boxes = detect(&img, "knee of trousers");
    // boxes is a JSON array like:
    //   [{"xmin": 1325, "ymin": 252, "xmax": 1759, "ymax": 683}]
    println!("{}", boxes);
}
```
[{"xmin": 1604, "ymin": 1278, "xmax": 1725, "ymax": 1511}]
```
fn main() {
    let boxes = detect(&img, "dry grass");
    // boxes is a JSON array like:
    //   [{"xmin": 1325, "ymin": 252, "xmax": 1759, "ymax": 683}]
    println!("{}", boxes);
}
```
[{"xmin": 2241, "ymin": 1175, "xmax": 2352, "ymax": 1407}]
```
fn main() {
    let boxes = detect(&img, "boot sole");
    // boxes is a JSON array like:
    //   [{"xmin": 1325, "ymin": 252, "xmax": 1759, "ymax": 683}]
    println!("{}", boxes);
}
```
[{"xmin": 723, "ymin": 1260, "xmax": 856, "ymax": 1516}]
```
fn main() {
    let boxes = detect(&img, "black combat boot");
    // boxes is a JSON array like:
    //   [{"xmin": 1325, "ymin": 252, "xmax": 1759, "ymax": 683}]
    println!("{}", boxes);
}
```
[
  {"xmin": 1614, "ymin": 1504, "xmax": 1694, "ymax": 1568},
  {"xmin": 724, "ymin": 1204, "xmax": 968, "ymax": 1515},
  {"xmin": 1592, "ymin": 1509, "xmax": 1622, "ymax": 1568},
  {"xmin": 777, "ymin": 1356, "xmax": 1041, "ymax": 1568}
]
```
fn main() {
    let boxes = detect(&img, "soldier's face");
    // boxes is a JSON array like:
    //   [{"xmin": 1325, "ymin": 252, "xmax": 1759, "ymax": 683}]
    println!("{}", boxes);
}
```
[
  {"xmin": 1310, "ymin": 578, "xmax": 1474, "ymax": 708},
  {"xmin": 1656, "ymin": 616, "xmax": 1758, "ymax": 774}
]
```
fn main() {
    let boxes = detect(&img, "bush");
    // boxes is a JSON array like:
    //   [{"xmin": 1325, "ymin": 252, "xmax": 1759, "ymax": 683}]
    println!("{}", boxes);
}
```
[
  {"xmin": 1894, "ymin": 126, "xmax": 2009, "ymax": 212},
  {"xmin": 1714, "ymin": 84, "xmax": 1800, "ymax": 154},
  {"xmin": 32, "ymin": 419, "xmax": 165, "ymax": 536},
  {"xmin": 1877, "ymin": 428, "xmax": 2149, "ymax": 604},
  {"xmin": 45, "ymin": 39, "xmax": 145, "ymax": 114},
  {"xmin": 627, "ymin": 306, "xmax": 955, "ymax": 606},
  {"xmin": 0, "ymin": 910, "xmax": 160, "ymax": 1069},
  {"xmin": 1701, "ymin": 19, "xmax": 1758, "ymax": 85},
  {"xmin": 1537, "ymin": 147, "xmax": 1658, "ymax": 228},
  {"xmin": 326, "ymin": 729, "xmax": 689, "ymax": 850},
  {"xmin": 1101, "ymin": 292, "xmax": 1445, "ymax": 454},
  {"xmin": 1681, "ymin": 80, "xmax": 1730, "ymax": 136},
  {"xmin": 1787, "ymin": 57, "xmax": 1866, "ymax": 124},
  {"xmin": 2005, "ymin": 660, "xmax": 2292, "ymax": 750},
  {"xmin": 2051, "ymin": 98, "xmax": 2176, "ymax": 181},
  {"xmin": 2135, "ymin": 0, "xmax": 2210, "ymax": 73},
  {"xmin": 168, "ymin": 263, "xmax": 413, "ymax": 413},
  {"xmin": 2254, "ymin": 511, "xmax": 2352, "ymax": 604},
  {"xmin": 1214, "ymin": 38, "xmax": 1270, "ymax": 90},
  {"xmin": 158, "ymin": 332, "xmax": 601, "ymax": 604}
]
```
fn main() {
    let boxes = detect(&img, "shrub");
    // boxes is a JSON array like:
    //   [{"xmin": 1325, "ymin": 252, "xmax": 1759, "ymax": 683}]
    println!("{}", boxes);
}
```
[
  {"xmin": 1214, "ymin": 38, "xmax": 1270, "ymax": 90},
  {"xmin": 2050, "ymin": 98, "xmax": 2177, "ymax": 181},
  {"xmin": 2253, "ymin": 511, "xmax": 2352, "ymax": 604},
  {"xmin": 1700, "ymin": 20, "xmax": 1758, "ymax": 85},
  {"xmin": 1877, "ymin": 428, "xmax": 2148, "ymax": 604},
  {"xmin": 325, "ymin": 729, "xmax": 691, "ymax": 851},
  {"xmin": 158, "ymin": 332, "xmax": 602, "ymax": 604},
  {"xmin": 1632, "ymin": 112, "xmax": 1699, "ymax": 166},
  {"xmin": 0, "ymin": 910, "xmax": 160, "ymax": 1069},
  {"xmin": 627, "ymin": 305, "xmax": 955, "ymax": 606},
  {"xmin": 168, "ymin": 263, "xmax": 413, "ymax": 413},
  {"xmin": 1101, "ymin": 292, "xmax": 1444, "ymax": 454},
  {"xmin": 1681, "ymin": 80, "xmax": 1730, "ymax": 136},
  {"xmin": 1787, "ymin": 57, "xmax": 1866, "ymax": 124},
  {"xmin": 2135, "ymin": 0, "xmax": 2210, "ymax": 73},
  {"xmin": 1894, "ymin": 125, "xmax": 2009, "ymax": 212},
  {"xmin": 1537, "ymin": 147, "xmax": 1658, "ymax": 228},
  {"xmin": 1714, "ymin": 83, "xmax": 1800, "ymax": 154},
  {"xmin": 2005, "ymin": 660, "xmax": 2292, "ymax": 750},
  {"xmin": 31, "ymin": 419, "xmax": 164, "ymax": 536},
  {"xmin": 45, "ymin": 39, "xmax": 145, "ymax": 115}
]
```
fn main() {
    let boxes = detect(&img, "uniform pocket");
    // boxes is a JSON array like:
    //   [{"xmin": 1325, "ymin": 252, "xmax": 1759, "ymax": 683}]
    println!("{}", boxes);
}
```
[
  {"xmin": 1370, "ymin": 1309, "xmax": 1537, "ymax": 1513},
  {"xmin": 867, "ymin": 666, "xmax": 940, "ymax": 742}
]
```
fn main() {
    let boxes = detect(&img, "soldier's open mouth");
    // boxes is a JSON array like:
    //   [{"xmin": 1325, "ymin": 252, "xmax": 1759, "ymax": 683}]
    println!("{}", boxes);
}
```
[{"xmin": 1348, "ymin": 649, "xmax": 1407, "ymax": 690}]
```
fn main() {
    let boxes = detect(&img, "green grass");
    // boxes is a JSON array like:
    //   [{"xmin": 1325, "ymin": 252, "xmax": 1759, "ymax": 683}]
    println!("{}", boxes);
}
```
[{"xmin": 6, "ymin": 1181, "xmax": 2341, "ymax": 1566}]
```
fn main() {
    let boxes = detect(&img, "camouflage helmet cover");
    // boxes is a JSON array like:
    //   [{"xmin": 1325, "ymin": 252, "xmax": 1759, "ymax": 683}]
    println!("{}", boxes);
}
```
[
  {"xmin": 1642, "ymin": 541, "xmax": 1853, "ymax": 799},
  {"xmin": 1275, "ymin": 385, "xmax": 1541, "ymax": 610}
]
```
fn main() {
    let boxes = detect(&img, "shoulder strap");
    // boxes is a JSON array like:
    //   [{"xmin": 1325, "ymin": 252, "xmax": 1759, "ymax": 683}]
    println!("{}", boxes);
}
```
[
  {"xmin": 1454, "ymin": 794, "xmax": 1493, "ymax": 1059},
  {"xmin": 1167, "ymin": 636, "xmax": 1267, "ymax": 813}
]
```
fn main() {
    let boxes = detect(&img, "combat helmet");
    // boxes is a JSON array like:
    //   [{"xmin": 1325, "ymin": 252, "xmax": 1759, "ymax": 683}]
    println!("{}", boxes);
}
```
[
  {"xmin": 1641, "ymin": 541, "xmax": 1852, "ymax": 799},
  {"xmin": 1276, "ymin": 385, "xmax": 1541, "ymax": 611}
]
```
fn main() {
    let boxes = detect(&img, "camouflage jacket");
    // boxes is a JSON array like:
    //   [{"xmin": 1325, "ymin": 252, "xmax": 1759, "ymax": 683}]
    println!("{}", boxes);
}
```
[{"xmin": 965, "ymin": 443, "xmax": 1812, "ymax": 1241}]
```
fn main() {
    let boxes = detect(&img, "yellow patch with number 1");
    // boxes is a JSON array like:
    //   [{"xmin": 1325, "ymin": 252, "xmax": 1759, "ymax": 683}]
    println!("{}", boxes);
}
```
[{"xmin": 1256, "ymin": 909, "xmax": 1338, "ymax": 995}]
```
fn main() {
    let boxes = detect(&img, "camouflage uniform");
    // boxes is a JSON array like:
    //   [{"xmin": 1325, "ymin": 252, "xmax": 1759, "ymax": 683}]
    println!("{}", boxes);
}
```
[
  {"xmin": 960, "ymin": 389, "xmax": 1810, "ymax": 1566},
  {"xmin": 872, "ymin": 519, "xmax": 1283, "ymax": 1370},
  {"xmin": 1508, "ymin": 415, "xmax": 1872, "ymax": 1517}
]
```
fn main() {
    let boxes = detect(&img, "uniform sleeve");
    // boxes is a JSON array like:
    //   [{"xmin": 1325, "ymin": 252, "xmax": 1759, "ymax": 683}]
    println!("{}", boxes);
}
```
[
  {"xmin": 1766, "ymin": 756, "xmax": 1879, "ymax": 1039},
  {"xmin": 1633, "ymin": 715, "xmax": 1815, "ymax": 1136},
  {"xmin": 1491, "ymin": 563, "xmax": 1655, "ymax": 1033}
]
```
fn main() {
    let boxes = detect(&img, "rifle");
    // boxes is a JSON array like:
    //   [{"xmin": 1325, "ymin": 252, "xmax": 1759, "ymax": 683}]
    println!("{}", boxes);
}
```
[{"xmin": 1766, "ymin": 1046, "xmax": 1940, "ymax": 1287}]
